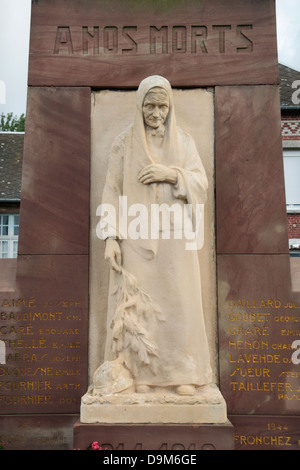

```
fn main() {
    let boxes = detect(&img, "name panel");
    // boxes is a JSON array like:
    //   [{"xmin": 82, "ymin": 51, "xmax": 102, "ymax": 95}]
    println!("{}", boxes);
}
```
[
  {"xmin": 230, "ymin": 416, "xmax": 300, "ymax": 450},
  {"xmin": 28, "ymin": 0, "xmax": 278, "ymax": 87},
  {"xmin": 0, "ymin": 256, "xmax": 88, "ymax": 414},
  {"xmin": 218, "ymin": 254, "xmax": 300, "ymax": 416},
  {"xmin": 0, "ymin": 414, "xmax": 78, "ymax": 450}
]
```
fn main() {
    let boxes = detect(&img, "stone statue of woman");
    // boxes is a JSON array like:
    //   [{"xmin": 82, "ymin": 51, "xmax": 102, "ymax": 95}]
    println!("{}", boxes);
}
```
[{"xmin": 96, "ymin": 75, "xmax": 213, "ymax": 397}]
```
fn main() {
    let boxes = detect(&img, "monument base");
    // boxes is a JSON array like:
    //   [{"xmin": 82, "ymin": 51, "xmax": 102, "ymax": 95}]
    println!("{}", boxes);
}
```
[
  {"xmin": 80, "ymin": 384, "xmax": 227, "ymax": 424},
  {"xmin": 73, "ymin": 420, "xmax": 234, "ymax": 450}
]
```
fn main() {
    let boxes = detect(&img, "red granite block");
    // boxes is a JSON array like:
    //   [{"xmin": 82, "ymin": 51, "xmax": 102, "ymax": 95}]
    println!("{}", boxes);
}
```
[
  {"xmin": 215, "ymin": 86, "xmax": 289, "ymax": 254},
  {"xmin": 18, "ymin": 87, "xmax": 90, "ymax": 255}
]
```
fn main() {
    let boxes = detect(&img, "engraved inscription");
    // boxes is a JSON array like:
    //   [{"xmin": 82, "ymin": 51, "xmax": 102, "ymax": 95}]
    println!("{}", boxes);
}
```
[
  {"xmin": 172, "ymin": 26, "xmax": 187, "ymax": 54},
  {"xmin": 0, "ymin": 416, "xmax": 72, "ymax": 450},
  {"xmin": 103, "ymin": 26, "xmax": 118, "ymax": 54},
  {"xmin": 0, "ymin": 297, "xmax": 85, "ymax": 411},
  {"xmin": 150, "ymin": 26, "xmax": 168, "ymax": 54},
  {"xmin": 234, "ymin": 419, "xmax": 300, "ymax": 450},
  {"xmin": 82, "ymin": 26, "xmax": 138, "ymax": 55},
  {"xmin": 191, "ymin": 26, "xmax": 208, "ymax": 53},
  {"xmin": 88, "ymin": 441, "xmax": 214, "ymax": 451},
  {"xmin": 212, "ymin": 25, "xmax": 231, "ymax": 53},
  {"xmin": 52, "ymin": 24, "xmax": 254, "ymax": 56},
  {"xmin": 82, "ymin": 26, "xmax": 99, "ymax": 55},
  {"xmin": 222, "ymin": 298, "xmax": 300, "ymax": 405},
  {"xmin": 236, "ymin": 25, "xmax": 253, "ymax": 53},
  {"xmin": 122, "ymin": 27, "xmax": 138, "ymax": 54},
  {"xmin": 54, "ymin": 26, "xmax": 74, "ymax": 55}
]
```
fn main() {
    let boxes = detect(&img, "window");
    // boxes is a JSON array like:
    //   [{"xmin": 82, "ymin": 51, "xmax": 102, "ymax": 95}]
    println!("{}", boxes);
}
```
[
  {"xmin": 283, "ymin": 149, "xmax": 300, "ymax": 210},
  {"xmin": 0, "ymin": 214, "xmax": 19, "ymax": 258}
]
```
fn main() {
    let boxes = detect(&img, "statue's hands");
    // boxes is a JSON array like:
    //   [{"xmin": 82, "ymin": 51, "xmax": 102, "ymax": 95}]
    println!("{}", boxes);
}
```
[
  {"xmin": 104, "ymin": 239, "xmax": 122, "ymax": 273},
  {"xmin": 138, "ymin": 164, "xmax": 177, "ymax": 185}
]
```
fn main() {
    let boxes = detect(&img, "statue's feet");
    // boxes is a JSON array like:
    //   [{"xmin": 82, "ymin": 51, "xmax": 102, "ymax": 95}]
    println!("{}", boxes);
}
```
[
  {"xmin": 136, "ymin": 384, "xmax": 151, "ymax": 393},
  {"xmin": 176, "ymin": 385, "xmax": 196, "ymax": 396}
]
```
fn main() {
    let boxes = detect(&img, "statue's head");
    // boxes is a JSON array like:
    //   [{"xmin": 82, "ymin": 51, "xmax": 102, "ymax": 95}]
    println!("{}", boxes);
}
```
[{"xmin": 142, "ymin": 86, "xmax": 170, "ymax": 129}]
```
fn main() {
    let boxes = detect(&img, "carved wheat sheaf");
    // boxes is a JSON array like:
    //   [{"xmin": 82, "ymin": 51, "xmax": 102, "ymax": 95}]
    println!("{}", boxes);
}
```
[{"xmin": 111, "ymin": 268, "xmax": 164, "ymax": 377}]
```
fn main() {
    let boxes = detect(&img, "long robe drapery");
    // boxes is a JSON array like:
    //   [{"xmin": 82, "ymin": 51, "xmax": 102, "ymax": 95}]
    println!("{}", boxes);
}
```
[{"xmin": 100, "ymin": 76, "xmax": 213, "ymax": 388}]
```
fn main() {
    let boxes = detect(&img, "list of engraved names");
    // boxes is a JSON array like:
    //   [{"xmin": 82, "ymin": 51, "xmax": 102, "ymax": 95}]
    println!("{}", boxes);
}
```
[{"xmin": 0, "ymin": 297, "xmax": 86, "ymax": 412}]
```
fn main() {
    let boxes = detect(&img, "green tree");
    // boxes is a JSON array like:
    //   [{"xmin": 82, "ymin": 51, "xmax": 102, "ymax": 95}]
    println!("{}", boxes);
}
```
[{"xmin": 0, "ymin": 112, "xmax": 25, "ymax": 132}]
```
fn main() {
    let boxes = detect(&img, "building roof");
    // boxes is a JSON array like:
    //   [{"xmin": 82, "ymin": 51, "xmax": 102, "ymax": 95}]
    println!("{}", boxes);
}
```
[
  {"xmin": 279, "ymin": 63, "xmax": 300, "ymax": 108},
  {"xmin": 0, "ymin": 132, "xmax": 24, "ymax": 202}
]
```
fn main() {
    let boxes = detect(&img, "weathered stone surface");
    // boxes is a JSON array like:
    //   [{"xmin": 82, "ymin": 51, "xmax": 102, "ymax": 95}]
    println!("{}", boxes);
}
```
[
  {"xmin": 80, "ymin": 384, "xmax": 227, "ymax": 424},
  {"xmin": 0, "ymin": 414, "xmax": 78, "ymax": 450},
  {"xmin": 18, "ymin": 87, "xmax": 90, "ymax": 255},
  {"xmin": 215, "ymin": 85, "xmax": 289, "ymax": 255}
]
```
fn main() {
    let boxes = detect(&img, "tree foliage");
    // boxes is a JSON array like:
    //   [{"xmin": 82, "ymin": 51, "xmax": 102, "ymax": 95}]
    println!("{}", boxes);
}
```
[{"xmin": 0, "ymin": 112, "xmax": 25, "ymax": 132}]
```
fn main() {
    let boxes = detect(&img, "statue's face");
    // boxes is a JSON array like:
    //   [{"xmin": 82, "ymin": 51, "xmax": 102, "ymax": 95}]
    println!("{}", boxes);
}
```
[{"xmin": 142, "ymin": 87, "xmax": 169, "ymax": 129}]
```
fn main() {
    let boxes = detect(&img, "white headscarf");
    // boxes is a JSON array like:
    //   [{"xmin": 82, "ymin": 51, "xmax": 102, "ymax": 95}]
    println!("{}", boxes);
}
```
[{"xmin": 132, "ymin": 75, "xmax": 179, "ymax": 169}]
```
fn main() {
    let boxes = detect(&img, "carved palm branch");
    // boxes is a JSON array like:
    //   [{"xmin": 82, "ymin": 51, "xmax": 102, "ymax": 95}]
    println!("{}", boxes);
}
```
[{"xmin": 110, "ymin": 267, "xmax": 164, "ymax": 377}]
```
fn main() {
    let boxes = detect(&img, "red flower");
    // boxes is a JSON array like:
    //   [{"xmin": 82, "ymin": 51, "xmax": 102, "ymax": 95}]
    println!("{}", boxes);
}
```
[{"xmin": 90, "ymin": 441, "xmax": 101, "ymax": 450}]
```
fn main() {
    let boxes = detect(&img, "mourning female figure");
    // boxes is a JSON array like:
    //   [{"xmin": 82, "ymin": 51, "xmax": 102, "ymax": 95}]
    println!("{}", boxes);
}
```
[{"xmin": 98, "ymin": 75, "xmax": 213, "ymax": 396}]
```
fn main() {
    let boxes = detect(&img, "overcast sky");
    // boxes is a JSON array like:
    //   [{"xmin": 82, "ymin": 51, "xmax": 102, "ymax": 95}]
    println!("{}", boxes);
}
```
[{"xmin": 0, "ymin": 0, "xmax": 299, "ymax": 116}]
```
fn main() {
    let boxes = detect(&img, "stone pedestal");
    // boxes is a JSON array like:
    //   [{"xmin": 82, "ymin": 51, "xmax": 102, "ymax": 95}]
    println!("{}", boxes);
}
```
[
  {"xmin": 73, "ymin": 420, "xmax": 234, "ymax": 450},
  {"xmin": 80, "ymin": 384, "xmax": 227, "ymax": 425}
]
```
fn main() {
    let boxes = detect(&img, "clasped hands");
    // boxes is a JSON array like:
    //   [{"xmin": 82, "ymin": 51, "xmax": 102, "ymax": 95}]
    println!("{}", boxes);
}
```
[{"xmin": 138, "ymin": 163, "xmax": 177, "ymax": 185}]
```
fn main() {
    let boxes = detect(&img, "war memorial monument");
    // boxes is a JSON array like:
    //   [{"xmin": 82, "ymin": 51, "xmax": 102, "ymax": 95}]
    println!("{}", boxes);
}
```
[{"xmin": 0, "ymin": 0, "xmax": 299, "ymax": 451}]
